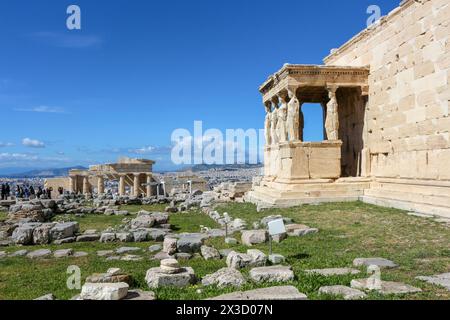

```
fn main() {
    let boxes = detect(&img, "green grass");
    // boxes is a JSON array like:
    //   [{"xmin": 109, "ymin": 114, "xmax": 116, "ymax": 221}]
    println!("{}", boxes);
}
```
[{"xmin": 1, "ymin": 201, "xmax": 449, "ymax": 300}]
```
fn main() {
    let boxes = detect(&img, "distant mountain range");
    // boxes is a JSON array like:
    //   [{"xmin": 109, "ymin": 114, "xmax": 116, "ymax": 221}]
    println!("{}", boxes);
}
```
[
  {"xmin": 0, "ymin": 166, "xmax": 87, "ymax": 178},
  {"xmin": 184, "ymin": 163, "xmax": 263, "ymax": 172}
]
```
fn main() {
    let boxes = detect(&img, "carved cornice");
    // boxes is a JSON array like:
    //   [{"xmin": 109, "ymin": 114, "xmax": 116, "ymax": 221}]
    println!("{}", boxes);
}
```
[{"xmin": 260, "ymin": 64, "xmax": 369, "ymax": 100}]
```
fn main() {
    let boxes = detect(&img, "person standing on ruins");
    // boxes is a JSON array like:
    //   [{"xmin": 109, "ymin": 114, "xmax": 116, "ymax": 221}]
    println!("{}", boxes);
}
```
[{"xmin": 0, "ymin": 184, "xmax": 5, "ymax": 200}]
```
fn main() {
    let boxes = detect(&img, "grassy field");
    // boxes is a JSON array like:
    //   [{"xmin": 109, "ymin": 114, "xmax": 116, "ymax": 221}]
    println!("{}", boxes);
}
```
[{"xmin": 0, "ymin": 201, "xmax": 449, "ymax": 300}]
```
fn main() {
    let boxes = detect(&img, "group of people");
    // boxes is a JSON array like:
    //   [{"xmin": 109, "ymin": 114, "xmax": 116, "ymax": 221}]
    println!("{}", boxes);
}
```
[{"xmin": 0, "ymin": 183, "xmax": 52, "ymax": 200}]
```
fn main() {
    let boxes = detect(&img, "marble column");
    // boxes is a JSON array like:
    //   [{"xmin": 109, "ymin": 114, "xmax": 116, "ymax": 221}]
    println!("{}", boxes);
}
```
[
  {"xmin": 325, "ymin": 86, "xmax": 339, "ymax": 141},
  {"xmin": 69, "ymin": 176, "xmax": 77, "ymax": 193},
  {"xmin": 146, "ymin": 174, "xmax": 152, "ymax": 197},
  {"xmin": 82, "ymin": 176, "xmax": 90, "ymax": 194},
  {"xmin": 119, "ymin": 175, "xmax": 125, "ymax": 196},
  {"xmin": 156, "ymin": 184, "xmax": 160, "ymax": 198},
  {"xmin": 97, "ymin": 176, "xmax": 105, "ymax": 194},
  {"xmin": 161, "ymin": 182, "xmax": 166, "ymax": 196},
  {"xmin": 133, "ymin": 174, "xmax": 140, "ymax": 197}
]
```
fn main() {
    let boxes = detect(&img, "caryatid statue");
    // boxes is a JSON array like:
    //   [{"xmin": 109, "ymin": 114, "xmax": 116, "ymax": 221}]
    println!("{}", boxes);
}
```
[
  {"xmin": 270, "ymin": 100, "xmax": 279, "ymax": 145},
  {"xmin": 287, "ymin": 89, "xmax": 300, "ymax": 141},
  {"xmin": 264, "ymin": 102, "xmax": 272, "ymax": 145},
  {"xmin": 325, "ymin": 86, "xmax": 339, "ymax": 140},
  {"xmin": 277, "ymin": 95, "xmax": 288, "ymax": 143}
]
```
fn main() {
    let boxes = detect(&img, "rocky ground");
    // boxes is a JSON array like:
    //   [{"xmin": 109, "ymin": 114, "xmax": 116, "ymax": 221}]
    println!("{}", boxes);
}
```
[{"xmin": 0, "ymin": 196, "xmax": 450, "ymax": 300}]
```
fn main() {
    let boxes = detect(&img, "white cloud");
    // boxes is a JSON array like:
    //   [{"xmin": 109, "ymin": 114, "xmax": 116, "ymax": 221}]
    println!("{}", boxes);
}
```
[
  {"xmin": 0, "ymin": 142, "xmax": 14, "ymax": 147},
  {"xmin": 0, "ymin": 152, "xmax": 70, "ymax": 168},
  {"xmin": 31, "ymin": 32, "xmax": 102, "ymax": 49},
  {"xmin": 14, "ymin": 106, "xmax": 66, "ymax": 114},
  {"xmin": 22, "ymin": 138, "xmax": 46, "ymax": 148},
  {"xmin": 129, "ymin": 146, "xmax": 156, "ymax": 155}
]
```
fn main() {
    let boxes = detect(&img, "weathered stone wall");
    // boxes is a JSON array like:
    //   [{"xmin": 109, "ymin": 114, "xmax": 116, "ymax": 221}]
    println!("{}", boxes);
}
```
[
  {"xmin": 44, "ymin": 177, "xmax": 72, "ymax": 194},
  {"xmin": 325, "ymin": 0, "xmax": 450, "ymax": 181}
]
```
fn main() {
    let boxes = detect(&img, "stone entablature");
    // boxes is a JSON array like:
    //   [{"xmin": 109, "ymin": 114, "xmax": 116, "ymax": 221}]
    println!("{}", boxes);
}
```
[{"xmin": 260, "ymin": 65, "xmax": 369, "ymax": 103}]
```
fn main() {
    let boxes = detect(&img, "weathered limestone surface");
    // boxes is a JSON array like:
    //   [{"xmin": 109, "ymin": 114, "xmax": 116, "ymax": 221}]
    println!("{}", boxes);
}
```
[
  {"xmin": 351, "ymin": 278, "xmax": 422, "ymax": 295},
  {"xmin": 305, "ymin": 268, "xmax": 360, "ymax": 276},
  {"xmin": 249, "ymin": 265, "xmax": 295, "ymax": 283},
  {"xmin": 319, "ymin": 285, "xmax": 367, "ymax": 300},
  {"xmin": 202, "ymin": 268, "xmax": 246, "ymax": 288},
  {"xmin": 416, "ymin": 273, "xmax": 450, "ymax": 291},
  {"xmin": 209, "ymin": 286, "xmax": 307, "ymax": 300},
  {"xmin": 80, "ymin": 282, "xmax": 129, "ymax": 300},
  {"xmin": 353, "ymin": 257, "xmax": 398, "ymax": 269}
]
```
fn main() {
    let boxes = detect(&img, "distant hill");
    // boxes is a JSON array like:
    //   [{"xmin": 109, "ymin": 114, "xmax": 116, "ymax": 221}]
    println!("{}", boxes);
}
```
[
  {"xmin": 184, "ymin": 163, "xmax": 263, "ymax": 172},
  {"xmin": 1, "ymin": 166, "xmax": 87, "ymax": 178}
]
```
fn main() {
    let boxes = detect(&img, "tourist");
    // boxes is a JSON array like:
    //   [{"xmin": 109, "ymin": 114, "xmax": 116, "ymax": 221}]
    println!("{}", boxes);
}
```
[
  {"xmin": 29, "ymin": 185, "xmax": 35, "ymax": 198},
  {"xmin": 5, "ymin": 183, "xmax": 10, "ymax": 200},
  {"xmin": 46, "ymin": 187, "xmax": 52, "ymax": 199},
  {"xmin": 0, "ymin": 184, "xmax": 5, "ymax": 200},
  {"xmin": 37, "ymin": 186, "xmax": 43, "ymax": 199}
]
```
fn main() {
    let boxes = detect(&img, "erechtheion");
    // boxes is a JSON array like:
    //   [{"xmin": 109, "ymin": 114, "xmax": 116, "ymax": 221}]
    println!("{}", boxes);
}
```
[
  {"xmin": 45, "ymin": 157, "xmax": 159, "ymax": 197},
  {"xmin": 247, "ymin": 0, "xmax": 450, "ymax": 217}
]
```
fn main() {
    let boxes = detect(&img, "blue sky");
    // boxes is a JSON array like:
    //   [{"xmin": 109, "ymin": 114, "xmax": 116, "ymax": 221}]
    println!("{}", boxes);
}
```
[{"xmin": 0, "ymin": 0, "xmax": 400, "ymax": 173}]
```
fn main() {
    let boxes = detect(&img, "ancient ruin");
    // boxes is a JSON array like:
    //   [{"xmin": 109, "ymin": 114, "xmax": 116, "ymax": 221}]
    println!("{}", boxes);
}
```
[
  {"xmin": 247, "ymin": 0, "xmax": 450, "ymax": 218},
  {"xmin": 45, "ymin": 157, "xmax": 159, "ymax": 198}
]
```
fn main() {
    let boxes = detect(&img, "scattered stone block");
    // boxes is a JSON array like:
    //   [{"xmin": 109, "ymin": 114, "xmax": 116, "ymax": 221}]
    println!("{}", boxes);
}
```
[
  {"xmin": 152, "ymin": 251, "xmax": 173, "ymax": 260},
  {"xmin": 53, "ymin": 237, "xmax": 76, "ymax": 244},
  {"xmin": 27, "ymin": 249, "xmax": 52, "ymax": 259},
  {"xmin": 148, "ymin": 244, "xmax": 162, "ymax": 253},
  {"xmin": 73, "ymin": 251, "xmax": 88, "ymax": 258},
  {"xmin": 351, "ymin": 278, "xmax": 422, "ymax": 295},
  {"xmin": 176, "ymin": 233, "xmax": 205, "ymax": 253},
  {"xmin": 50, "ymin": 222, "xmax": 79, "ymax": 240},
  {"xmin": 123, "ymin": 289, "xmax": 156, "ymax": 301},
  {"xmin": 247, "ymin": 249, "xmax": 267, "ymax": 267},
  {"xmin": 319, "ymin": 285, "xmax": 367, "ymax": 300},
  {"xmin": 54, "ymin": 249, "xmax": 74, "ymax": 258},
  {"xmin": 249, "ymin": 265, "xmax": 295, "ymax": 283},
  {"xmin": 175, "ymin": 252, "xmax": 193, "ymax": 260},
  {"xmin": 163, "ymin": 237, "xmax": 177, "ymax": 255},
  {"xmin": 120, "ymin": 254, "xmax": 142, "ymax": 261},
  {"xmin": 353, "ymin": 257, "xmax": 398, "ymax": 269},
  {"xmin": 116, "ymin": 232, "xmax": 134, "ymax": 242},
  {"xmin": 80, "ymin": 282, "xmax": 129, "ymax": 300},
  {"xmin": 76, "ymin": 234, "xmax": 100, "ymax": 242},
  {"xmin": 268, "ymin": 254, "xmax": 285, "ymax": 264},
  {"xmin": 201, "ymin": 245, "xmax": 221, "ymax": 260},
  {"xmin": 116, "ymin": 247, "xmax": 141, "ymax": 254},
  {"xmin": 305, "ymin": 268, "xmax": 361, "ymax": 276},
  {"xmin": 9, "ymin": 249, "xmax": 28, "ymax": 257},
  {"xmin": 202, "ymin": 267, "xmax": 246, "ymax": 288},
  {"xmin": 226, "ymin": 251, "xmax": 253, "ymax": 269},
  {"xmin": 241, "ymin": 230, "xmax": 268, "ymax": 246},
  {"xmin": 100, "ymin": 233, "xmax": 116, "ymax": 243},
  {"xmin": 34, "ymin": 293, "xmax": 56, "ymax": 300},
  {"xmin": 225, "ymin": 237, "xmax": 237, "ymax": 245},
  {"xmin": 416, "ymin": 273, "xmax": 450, "ymax": 291},
  {"xmin": 145, "ymin": 267, "xmax": 196, "ymax": 289},
  {"xmin": 209, "ymin": 286, "xmax": 307, "ymax": 300},
  {"xmin": 97, "ymin": 250, "xmax": 114, "ymax": 257}
]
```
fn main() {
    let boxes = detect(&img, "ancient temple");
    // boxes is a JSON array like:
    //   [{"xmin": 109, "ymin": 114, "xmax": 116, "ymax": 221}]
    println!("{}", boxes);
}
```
[
  {"xmin": 247, "ymin": 0, "xmax": 450, "ymax": 217},
  {"xmin": 45, "ymin": 157, "xmax": 160, "ymax": 197}
]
